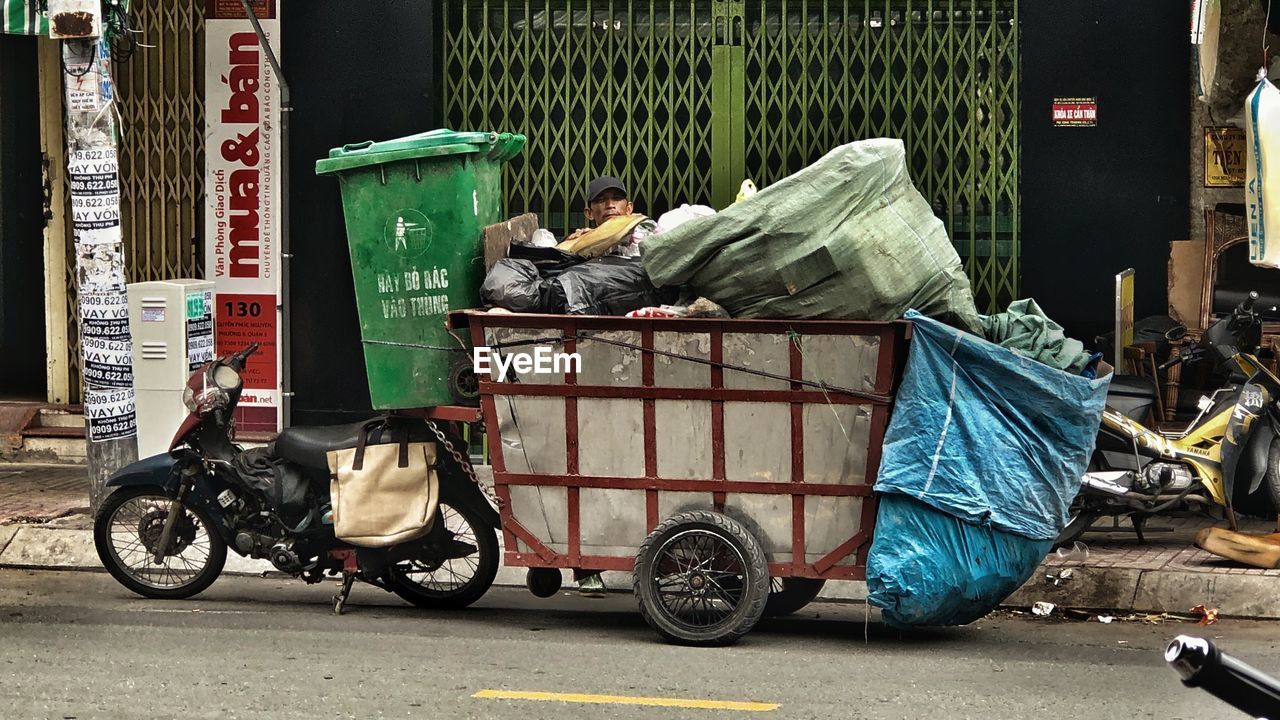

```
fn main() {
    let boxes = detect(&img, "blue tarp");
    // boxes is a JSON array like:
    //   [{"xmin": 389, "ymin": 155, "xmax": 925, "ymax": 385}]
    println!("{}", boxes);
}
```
[
  {"xmin": 866, "ymin": 311, "xmax": 1108, "ymax": 627},
  {"xmin": 867, "ymin": 495, "xmax": 1054, "ymax": 628},
  {"xmin": 874, "ymin": 312, "xmax": 1109, "ymax": 541}
]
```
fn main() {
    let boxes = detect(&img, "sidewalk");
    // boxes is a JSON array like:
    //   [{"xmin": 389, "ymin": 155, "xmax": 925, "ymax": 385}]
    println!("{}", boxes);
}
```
[
  {"xmin": 1007, "ymin": 515, "xmax": 1280, "ymax": 620},
  {"xmin": 3, "ymin": 462, "xmax": 1277, "ymax": 619}
]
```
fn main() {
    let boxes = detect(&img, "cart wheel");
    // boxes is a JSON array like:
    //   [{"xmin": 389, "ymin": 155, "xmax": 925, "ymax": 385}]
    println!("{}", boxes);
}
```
[
  {"xmin": 633, "ymin": 510, "xmax": 769, "ymax": 647},
  {"xmin": 525, "ymin": 567, "xmax": 562, "ymax": 598},
  {"xmin": 763, "ymin": 578, "xmax": 826, "ymax": 618}
]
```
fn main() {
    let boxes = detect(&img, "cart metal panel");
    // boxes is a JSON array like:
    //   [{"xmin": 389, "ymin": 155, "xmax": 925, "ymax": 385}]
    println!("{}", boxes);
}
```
[{"xmin": 454, "ymin": 312, "xmax": 906, "ymax": 582}]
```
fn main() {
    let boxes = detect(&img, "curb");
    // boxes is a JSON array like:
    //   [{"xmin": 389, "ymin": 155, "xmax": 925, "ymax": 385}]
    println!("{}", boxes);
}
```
[
  {"xmin": 4, "ymin": 524, "xmax": 1279, "ymax": 620},
  {"xmin": 1004, "ymin": 564, "xmax": 1280, "ymax": 621}
]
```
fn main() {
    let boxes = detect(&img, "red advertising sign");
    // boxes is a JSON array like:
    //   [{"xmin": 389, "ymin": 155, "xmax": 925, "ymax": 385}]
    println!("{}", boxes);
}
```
[
  {"xmin": 206, "ymin": 0, "xmax": 275, "ymax": 20},
  {"xmin": 205, "ymin": 4, "xmax": 282, "ymax": 434},
  {"xmin": 215, "ymin": 292, "xmax": 278, "ymax": 431},
  {"xmin": 1052, "ymin": 97, "xmax": 1098, "ymax": 127}
]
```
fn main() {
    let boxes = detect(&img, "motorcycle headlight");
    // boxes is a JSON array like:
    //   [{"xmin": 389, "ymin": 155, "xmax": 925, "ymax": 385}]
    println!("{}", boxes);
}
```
[
  {"xmin": 212, "ymin": 365, "xmax": 241, "ymax": 391},
  {"xmin": 181, "ymin": 362, "xmax": 234, "ymax": 417}
]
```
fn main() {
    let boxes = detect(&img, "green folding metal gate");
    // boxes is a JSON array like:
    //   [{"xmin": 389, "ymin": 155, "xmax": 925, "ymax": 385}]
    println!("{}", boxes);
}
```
[{"xmin": 442, "ymin": 1, "xmax": 1019, "ymax": 311}]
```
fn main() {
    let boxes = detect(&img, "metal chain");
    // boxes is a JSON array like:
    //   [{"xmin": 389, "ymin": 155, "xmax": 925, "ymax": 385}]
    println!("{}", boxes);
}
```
[{"xmin": 425, "ymin": 420, "xmax": 504, "ymax": 509}]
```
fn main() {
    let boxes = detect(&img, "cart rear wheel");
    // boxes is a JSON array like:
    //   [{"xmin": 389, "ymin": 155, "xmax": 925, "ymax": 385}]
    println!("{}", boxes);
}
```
[
  {"xmin": 633, "ymin": 510, "xmax": 769, "ymax": 646},
  {"xmin": 763, "ymin": 578, "xmax": 826, "ymax": 618}
]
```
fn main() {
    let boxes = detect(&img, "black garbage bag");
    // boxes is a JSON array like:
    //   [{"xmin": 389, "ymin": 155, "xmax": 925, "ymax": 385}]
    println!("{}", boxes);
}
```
[
  {"xmin": 547, "ymin": 256, "xmax": 680, "ymax": 315},
  {"xmin": 480, "ymin": 259, "xmax": 553, "ymax": 313},
  {"xmin": 507, "ymin": 244, "xmax": 582, "ymax": 274},
  {"xmin": 482, "ymin": 254, "xmax": 678, "ymax": 316}
]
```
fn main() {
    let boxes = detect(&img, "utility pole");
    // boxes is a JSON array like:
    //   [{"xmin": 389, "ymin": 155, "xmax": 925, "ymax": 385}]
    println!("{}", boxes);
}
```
[{"xmin": 59, "ymin": 29, "xmax": 137, "ymax": 512}]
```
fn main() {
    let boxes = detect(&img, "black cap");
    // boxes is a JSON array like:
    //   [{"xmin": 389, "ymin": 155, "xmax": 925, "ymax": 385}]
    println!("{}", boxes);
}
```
[{"xmin": 586, "ymin": 175, "xmax": 627, "ymax": 203}]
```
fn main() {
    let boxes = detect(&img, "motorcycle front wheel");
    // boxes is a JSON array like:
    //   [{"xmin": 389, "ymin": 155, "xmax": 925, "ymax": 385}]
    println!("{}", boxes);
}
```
[
  {"xmin": 387, "ymin": 502, "xmax": 498, "ymax": 610},
  {"xmin": 1054, "ymin": 455, "xmax": 1104, "ymax": 549},
  {"xmin": 93, "ymin": 486, "xmax": 227, "ymax": 599},
  {"xmin": 1053, "ymin": 503, "xmax": 1098, "ymax": 550}
]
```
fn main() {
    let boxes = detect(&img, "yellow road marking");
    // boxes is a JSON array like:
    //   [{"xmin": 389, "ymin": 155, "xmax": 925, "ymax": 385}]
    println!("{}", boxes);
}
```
[{"xmin": 472, "ymin": 689, "xmax": 779, "ymax": 712}]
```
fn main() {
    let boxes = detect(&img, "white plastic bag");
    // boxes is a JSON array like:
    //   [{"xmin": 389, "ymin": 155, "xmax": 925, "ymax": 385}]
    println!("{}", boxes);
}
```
[
  {"xmin": 607, "ymin": 219, "xmax": 658, "ymax": 257},
  {"xmin": 1246, "ymin": 77, "xmax": 1280, "ymax": 268},
  {"xmin": 655, "ymin": 204, "xmax": 716, "ymax": 234},
  {"xmin": 514, "ymin": 228, "xmax": 557, "ymax": 248}
]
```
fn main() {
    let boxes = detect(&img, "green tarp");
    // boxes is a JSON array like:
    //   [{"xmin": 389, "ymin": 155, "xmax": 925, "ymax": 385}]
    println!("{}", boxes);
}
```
[
  {"xmin": 641, "ymin": 139, "xmax": 982, "ymax": 334},
  {"xmin": 982, "ymin": 298, "xmax": 1092, "ymax": 374}
]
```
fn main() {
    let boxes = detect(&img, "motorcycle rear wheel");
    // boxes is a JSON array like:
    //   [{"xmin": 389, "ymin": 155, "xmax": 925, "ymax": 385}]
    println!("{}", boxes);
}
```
[
  {"xmin": 388, "ymin": 502, "xmax": 498, "ymax": 610},
  {"xmin": 1265, "ymin": 442, "xmax": 1280, "ymax": 517},
  {"xmin": 93, "ymin": 485, "xmax": 227, "ymax": 599}
]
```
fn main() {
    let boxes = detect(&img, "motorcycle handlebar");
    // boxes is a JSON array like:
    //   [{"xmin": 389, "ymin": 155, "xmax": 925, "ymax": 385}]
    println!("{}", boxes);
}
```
[
  {"xmin": 1167, "ymin": 636, "xmax": 1280, "ymax": 719},
  {"xmin": 226, "ymin": 343, "xmax": 260, "ymax": 371},
  {"xmin": 1241, "ymin": 291, "xmax": 1260, "ymax": 315}
]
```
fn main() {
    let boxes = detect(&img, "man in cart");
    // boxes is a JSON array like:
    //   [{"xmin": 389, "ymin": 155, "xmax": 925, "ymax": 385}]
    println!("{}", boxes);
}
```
[{"xmin": 558, "ymin": 175, "xmax": 658, "ymax": 259}]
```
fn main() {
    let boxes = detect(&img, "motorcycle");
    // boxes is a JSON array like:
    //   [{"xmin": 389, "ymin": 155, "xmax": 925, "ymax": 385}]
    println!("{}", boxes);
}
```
[
  {"xmin": 1057, "ymin": 291, "xmax": 1280, "ymax": 547},
  {"xmin": 92, "ymin": 344, "xmax": 501, "ymax": 614}
]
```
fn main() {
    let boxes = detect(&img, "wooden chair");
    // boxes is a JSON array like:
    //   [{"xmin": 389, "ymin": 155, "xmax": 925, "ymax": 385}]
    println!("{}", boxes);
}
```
[{"xmin": 1122, "ymin": 341, "xmax": 1164, "ymax": 426}]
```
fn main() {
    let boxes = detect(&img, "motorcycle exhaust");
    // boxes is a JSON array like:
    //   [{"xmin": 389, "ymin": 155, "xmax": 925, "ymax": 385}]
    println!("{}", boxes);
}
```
[
  {"xmin": 1078, "ymin": 473, "xmax": 1210, "ymax": 509},
  {"xmin": 1082, "ymin": 472, "xmax": 1134, "ymax": 496}
]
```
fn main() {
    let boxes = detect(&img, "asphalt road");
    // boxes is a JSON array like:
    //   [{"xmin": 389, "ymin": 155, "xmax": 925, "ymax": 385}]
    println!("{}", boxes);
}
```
[{"xmin": 1, "ymin": 568, "xmax": 1277, "ymax": 720}]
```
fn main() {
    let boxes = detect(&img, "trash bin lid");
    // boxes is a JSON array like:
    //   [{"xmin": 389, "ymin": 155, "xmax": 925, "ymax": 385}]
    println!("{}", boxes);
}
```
[{"xmin": 315, "ymin": 129, "xmax": 526, "ymax": 175}]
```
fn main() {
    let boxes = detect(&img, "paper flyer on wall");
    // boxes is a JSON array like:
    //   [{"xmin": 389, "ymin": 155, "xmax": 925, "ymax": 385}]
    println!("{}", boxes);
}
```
[
  {"xmin": 85, "ymin": 387, "xmax": 137, "ymax": 441},
  {"xmin": 80, "ymin": 290, "xmax": 130, "ymax": 340}
]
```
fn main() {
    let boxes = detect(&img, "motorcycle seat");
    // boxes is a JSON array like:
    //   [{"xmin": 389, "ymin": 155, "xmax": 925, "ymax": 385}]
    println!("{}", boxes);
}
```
[
  {"xmin": 1106, "ymin": 374, "xmax": 1160, "ymax": 423},
  {"xmin": 273, "ymin": 419, "xmax": 372, "ymax": 470}
]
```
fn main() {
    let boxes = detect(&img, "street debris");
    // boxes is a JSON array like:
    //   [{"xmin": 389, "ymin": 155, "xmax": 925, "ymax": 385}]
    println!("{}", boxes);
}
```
[
  {"xmin": 1191, "ymin": 604, "xmax": 1221, "ymax": 626},
  {"xmin": 1032, "ymin": 602, "xmax": 1056, "ymax": 617},
  {"xmin": 1046, "ymin": 568, "xmax": 1074, "ymax": 586},
  {"xmin": 1097, "ymin": 615, "xmax": 1115, "ymax": 624},
  {"xmin": 1054, "ymin": 541, "xmax": 1090, "ymax": 561}
]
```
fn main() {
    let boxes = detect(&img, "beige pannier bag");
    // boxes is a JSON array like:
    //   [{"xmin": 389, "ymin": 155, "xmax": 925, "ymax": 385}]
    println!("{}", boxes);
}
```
[{"xmin": 327, "ymin": 421, "xmax": 439, "ymax": 548}]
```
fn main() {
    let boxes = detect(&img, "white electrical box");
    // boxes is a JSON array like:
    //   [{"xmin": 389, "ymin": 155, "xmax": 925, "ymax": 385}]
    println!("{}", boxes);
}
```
[{"xmin": 128, "ymin": 280, "xmax": 216, "ymax": 458}]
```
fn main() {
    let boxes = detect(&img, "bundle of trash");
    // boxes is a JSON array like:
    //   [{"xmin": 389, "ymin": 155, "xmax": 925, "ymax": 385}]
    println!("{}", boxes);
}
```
[
  {"xmin": 481, "ymin": 138, "xmax": 985, "ymax": 330},
  {"xmin": 641, "ymin": 138, "xmax": 983, "ymax": 333},
  {"xmin": 480, "ymin": 200, "xmax": 727, "ymax": 317}
]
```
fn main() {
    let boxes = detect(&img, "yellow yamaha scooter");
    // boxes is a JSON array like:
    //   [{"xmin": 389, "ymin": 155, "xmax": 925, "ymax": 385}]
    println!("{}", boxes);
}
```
[{"xmin": 1058, "ymin": 292, "xmax": 1280, "ymax": 547}]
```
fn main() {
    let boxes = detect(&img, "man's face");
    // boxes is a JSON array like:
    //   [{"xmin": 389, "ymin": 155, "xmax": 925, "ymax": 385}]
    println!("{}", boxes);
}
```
[{"xmin": 584, "ymin": 188, "xmax": 633, "ymax": 225}]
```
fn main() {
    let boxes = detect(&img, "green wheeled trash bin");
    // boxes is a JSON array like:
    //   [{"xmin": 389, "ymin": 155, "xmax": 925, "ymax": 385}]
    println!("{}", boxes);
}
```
[{"xmin": 316, "ymin": 129, "xmax": 525, "ymax": 409}]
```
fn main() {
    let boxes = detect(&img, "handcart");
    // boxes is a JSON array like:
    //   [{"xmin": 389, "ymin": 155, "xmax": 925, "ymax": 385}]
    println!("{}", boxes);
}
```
[{"xmin": 447, "ymin": 311, "xmax": 907, "ymax": 645}]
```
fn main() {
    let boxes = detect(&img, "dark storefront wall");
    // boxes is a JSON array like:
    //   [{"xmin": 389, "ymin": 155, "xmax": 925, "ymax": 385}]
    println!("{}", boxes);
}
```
[
  {"xmin": 285, "ymin": 1, "xmax": 1191, "ymax": 423},
  {"xmin": 284, "ymin": 1, "xmax": 439, "ymax": 425},
  {"xmin": 1021, "ymin": 2, "xmax": 1190, "ymax": 342},
  {"xmin": 0, "ymin": 34, "xmax": 46, "ymax": 398}
]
